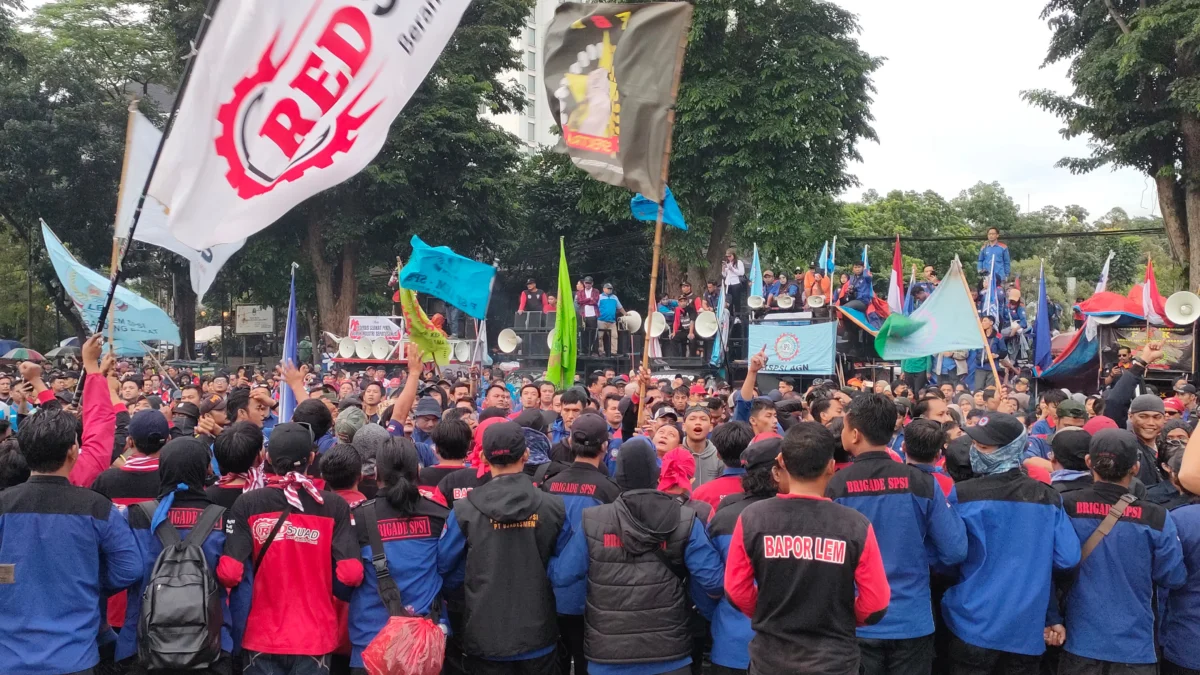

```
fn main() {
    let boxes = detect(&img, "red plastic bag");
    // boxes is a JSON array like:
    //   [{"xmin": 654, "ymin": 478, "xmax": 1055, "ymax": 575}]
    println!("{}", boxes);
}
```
[{"xmin": 362, "ymin": 615, "xmax": 446, "ymax": 675}]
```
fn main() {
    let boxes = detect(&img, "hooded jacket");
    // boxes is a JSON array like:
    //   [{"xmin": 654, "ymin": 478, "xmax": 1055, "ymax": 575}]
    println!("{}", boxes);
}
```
[
  {"xmin": 688, "ymin": 439, "xmax": 724, "ymax": 487},
  {"xmin": 439, "ymin": 473, "xmax": 576, "ymax": 660}
]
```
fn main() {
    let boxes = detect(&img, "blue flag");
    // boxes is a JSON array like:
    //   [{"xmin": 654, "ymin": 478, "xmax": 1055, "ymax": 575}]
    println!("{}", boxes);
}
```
[
  {"xmin": 1034, "ymin": 261, "xmax": 1052, "ymax": 373},
  {"xmin": 827, "ymin": 236, "xmax": 837, "ymax": 275},
  {"xmin": 749, "ymin": 244, "xmax": 763, "ymax": 298},
  {"xmin": 631, "ymin": 186, "xmax": 687, "ymax": 230},
  {"xmin": 862, "ymin": 245, "xmax": 870, "ymax": 272},
  {"xmin": 400, "ymin": 236, "xmax": 496, "ymax": 320},
  {"xmin": 709, "ymin": 282, "xmax": 727, "ymax": 368},
  {"xmin": 874, "ymin": 258, "xmax": 984, "ymax": 359},
  {"xmin": 817, "ymin": 241, "xmax": 829, "ymax": 273},
  {"xmin": 279, "ymin": 264, "xmax": 299, "ymax": 423},
  {"xmin": 902, "ymin": 266, "xmax": 916, "ymax": 315}
]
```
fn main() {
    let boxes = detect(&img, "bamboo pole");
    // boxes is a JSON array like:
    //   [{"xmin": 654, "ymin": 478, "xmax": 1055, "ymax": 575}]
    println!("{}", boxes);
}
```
[{"xmin": 955, "ymin": 257, "xmax": 1003, "ymax": 390}]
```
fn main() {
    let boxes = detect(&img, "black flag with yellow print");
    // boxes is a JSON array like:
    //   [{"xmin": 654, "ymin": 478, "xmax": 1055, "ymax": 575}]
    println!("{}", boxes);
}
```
[{"xmin": 543, "ymin": 2, "xmax": 693, "ymax": 203}]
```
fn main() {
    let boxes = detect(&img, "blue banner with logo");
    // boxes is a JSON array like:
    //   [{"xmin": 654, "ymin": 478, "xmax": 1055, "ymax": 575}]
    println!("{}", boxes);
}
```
[
  {"xmin": 747, "ymin": 322, "xmax": 836, "ymax": 374},
  {"xmin": 399, "ymin": 235, "xmax": 495, "ymax": 320}
]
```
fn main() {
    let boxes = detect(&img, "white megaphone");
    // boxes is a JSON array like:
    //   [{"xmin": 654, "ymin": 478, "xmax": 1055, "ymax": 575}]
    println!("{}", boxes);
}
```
[
  {"xmin": 498, "ymin": 328, "xmax": 523, "ymax": 354},
  {"xmin": 337, "ymin": 337, "xmax": 356, "ymax": 358},
  {"xmin": 777, "ymin": 295, "xmax": 795, "ymax": 309},
  {"xmin": 355, "ymin": 337, "xmax": 373, "ymax": 359},
  {"xmin": 370, "ymin": 336, "xmax": 392, "ymax": 360},
  {"xmin": 619, "ymin": 311, "xmax": 642, "ymax": 333},
  {"xmin": 747, "ymin": 295, "xmax": 765, "ymax": 310},
  {"xmin": 547, "ymin": 330, "xmax": 557, "ymax": 348},
  {"xmin": 807, "ymin": 294, "xmax": 827, "ymax": 308},
  {"xmin": 1092, "ymin": 313, "xmax": 1121, "ymax": 325},
  {"xmin": 648, "ymin": 312, "xmax": 667, "ymax": 338},
  {"xmin": 1166, "ymin": 291, "xmax": 1200, "ymax": 325},
  {"xmin": 695, "ymin": 311, "xmax": 718, "ymax": 338},
  {"xmin": 453, "ymin": 341, "xmax": 473, "ymax": 362}
]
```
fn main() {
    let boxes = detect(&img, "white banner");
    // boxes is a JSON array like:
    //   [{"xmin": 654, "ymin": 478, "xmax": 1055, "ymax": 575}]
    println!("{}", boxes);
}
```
[
  {"xmin": 150, "ymin": 0, "xmax": 474, "ymax": 249},
  {"xmin": 235, "ymin": 305, "xmax": 276, "ymax": 334},
  {"xmin": 348, "ymin": 316, "xmax": 403, "ymax": 340},
  {"xmin": 116, "ymin": 111, "xmax": 244, "ymax": 302}
]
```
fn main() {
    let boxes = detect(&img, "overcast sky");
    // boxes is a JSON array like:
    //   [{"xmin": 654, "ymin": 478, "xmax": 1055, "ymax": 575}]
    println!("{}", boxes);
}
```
[{"xmin": 834, "ymin": 0, "xmax": 1155, "ymax": 220}]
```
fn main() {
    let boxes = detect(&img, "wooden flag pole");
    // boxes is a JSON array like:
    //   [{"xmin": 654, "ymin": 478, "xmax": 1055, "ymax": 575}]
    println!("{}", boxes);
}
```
[
  {"xmin": 637, "ymin": 24, "xmax": 690, "ymax": 426},
  {"xmin": 955, "ymin": 258, "xmax": 1003, "ymax": 390}
]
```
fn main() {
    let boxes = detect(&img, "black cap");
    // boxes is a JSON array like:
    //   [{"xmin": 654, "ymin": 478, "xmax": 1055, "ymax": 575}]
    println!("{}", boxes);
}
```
[
  {"xmin": 964, "ymin": 413, "xmax": 1024, "ymax": 447},
  {"xmin": 570, "ymin": 413, "xmax": 609, "ymax": 447},
  {"xmin": 129, "ymin": 409, "xmax": 170, "ymax": 447},
  {"xmin": 199, "ymin": 394, "xmax": 226, "ymax": 415},
  {"xmin": 583, "ymin": 276, "xmax": 593, "ymax": 283},
  {"xmin": 1088, "ymin": 428, "xmax": 1140, "ymax": 476},
  {"xmin": 1176, "ymin": 383, "xmax": 1197, "ymax": 395},
  {"xmin": 174, "ymin": 401, "xmax": 200, "ymax": 420},
  {"xmin": 742, "ymin": 438, "xmax": 782, "ymax": 470},
  {"xmin": 526, "ymin": 278, "xmax": 536, "ymax": 285},
  {"xmin": 1051, "ymin": 429, "xmax": 1091, "ymax": 471},
  {"xmin": 413, "ymin": 397, "xmax": 442, "ymax": 419},
  {"xmin": 268, "ymin": 423, "xmax": 314, "ymax": 471},
  {"xmin": 683, "ymin": 405, "xmax": 712, "ymax": 420},
  {"xmin": 482, "ymin": 421, "xmax": 526, "ymax": 461}
]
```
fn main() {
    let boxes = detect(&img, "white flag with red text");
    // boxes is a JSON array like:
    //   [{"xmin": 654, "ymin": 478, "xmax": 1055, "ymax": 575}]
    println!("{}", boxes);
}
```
[{"xmin": 150, "ymin": 0, "xmax": 473, "ymax": 249}]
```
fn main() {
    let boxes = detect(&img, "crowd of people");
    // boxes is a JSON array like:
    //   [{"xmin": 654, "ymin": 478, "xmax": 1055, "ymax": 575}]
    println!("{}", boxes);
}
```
[{"xmin": 0, "ymin": 330, "xmax": 1198, "ymax": 675}]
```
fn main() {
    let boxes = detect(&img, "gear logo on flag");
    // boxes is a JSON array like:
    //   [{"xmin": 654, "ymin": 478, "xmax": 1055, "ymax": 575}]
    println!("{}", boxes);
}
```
[
  {"xmin": 214, "ymin": 4, "xmax": 386, "ymax": 200},
  {"xmin": 774, "ymin": 333, "xmax": 800, "ymax": 362}
]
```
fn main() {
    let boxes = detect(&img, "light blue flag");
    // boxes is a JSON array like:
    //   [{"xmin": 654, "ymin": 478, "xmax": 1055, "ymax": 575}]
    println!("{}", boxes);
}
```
[
  {"xmin": 400, "ymin": 235, "xmax": 496, "ymax": 320},
  {"xmin": 862, "ymin": 244, "xmax": 870, "ymax": 272},
  {"xmin": 874, "ymin": 257, "xmax": 984, "ymax": 360},
  {"xmin": 631, "ymin": 185, "xmax": 687, "ymax": 230},
  {"xmin": 709, "ymin": 282, "xmax": 727, "ymax": 368},
  {"xmin": 1034, "ymin": 261, "xmax": 1052, "ymax": 373},
  {"xmin": 749, "ymin": 244, "xmax": 763, "ymax": 298},
  {"xmin": 280, "ymin": 263, "xmax": 299, "ymax": 423},
  {"xmin": 817, "ymin": 241, "xmax": 829, "ymax": 273},
  {"xmin": 903, "ymin": 266, "xmax": 916, "ymax": 315},
  {"xmin": 828, "ymin": 236, "xmax": 837, "ymax": 275},
  {"xmin": 41, "ymin": 221, "xmax": 180, "ymax": 344}
]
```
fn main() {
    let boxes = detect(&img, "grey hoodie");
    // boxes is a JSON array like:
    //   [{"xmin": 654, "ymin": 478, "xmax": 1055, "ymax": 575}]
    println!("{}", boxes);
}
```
[{"xmin": 688, "ymin": 439, "xmax": 724, "ymax": 487}]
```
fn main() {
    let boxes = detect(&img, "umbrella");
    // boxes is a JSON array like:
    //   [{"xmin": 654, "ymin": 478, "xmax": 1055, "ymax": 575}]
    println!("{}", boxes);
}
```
[
  {"xmin": 1, "ymin": 348, "xmax": 45, "ymax": 361},
  {"xmin": 0, "ymin": 339, "xmax": 26, "ymax": 355},
  {"xmin": 45, "ymin": 346, "xmax": 82, "ymax": 359}
]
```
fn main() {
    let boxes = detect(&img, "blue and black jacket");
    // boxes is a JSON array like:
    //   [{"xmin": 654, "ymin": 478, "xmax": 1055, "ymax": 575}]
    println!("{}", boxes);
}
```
[
  {"xmin": 1060, "ymin": 483, "xmax": 1184, "ymax": 664},
  {"xmin": 706, "ymin": 493, "xmax": 769, "ymax": 670},
  {"xmin": 827, "ymin": 451, "xmax": 967, "ymax": 639},
  {"xmin": 1161, "ymin": 502, "xmax": 1200, "ymax": 670},
  {"xmin": 978, "ymin": 242, "xmax": 1010, "ymax": 280},
  {"xmin": 941, "ymin": 469, "xmax": 1081, "ymax": 656},
  {"xmin": 348, "ymin": 496, "xmax": 454, "ymax": 669},
  {"xmin": 541, "ymin": 462, "xmax": 621, "ymax": 615},
  {"xmin": 118, "ymin": 495, "xmax": 242, "ymax": 661},
  {"xmin": 0, "ymin": 476, "xmax": 142, "ymax": 675}
]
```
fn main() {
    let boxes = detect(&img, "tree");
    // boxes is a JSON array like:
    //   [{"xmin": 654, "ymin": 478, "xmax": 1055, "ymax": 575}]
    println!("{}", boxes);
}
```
[{"xmin": 1023, "ymin": 0, "xmax": 1200, "ymax": 288}]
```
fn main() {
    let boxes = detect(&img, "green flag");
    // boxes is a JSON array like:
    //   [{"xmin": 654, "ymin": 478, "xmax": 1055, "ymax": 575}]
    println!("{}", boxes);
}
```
[
  {"xmin": 547, "ymin": 239, "xmax": 577, "ymax": 388},
  {"xmin": 874, "ymin": 257, "xmax": 984, "ymax": 360}
]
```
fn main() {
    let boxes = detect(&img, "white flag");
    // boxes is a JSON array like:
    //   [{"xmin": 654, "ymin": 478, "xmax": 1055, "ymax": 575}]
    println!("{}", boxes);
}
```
[
  {"xmin": 117, "ymin": 111, "xmax": 243, "ymax": 303},
  {"xmin": 1095, "ymin": 250, "xmax": 1114, "ymax": 295},
  {"xmin": 150, "ymin": 0, "xmax": 473, "ymax": 249}
]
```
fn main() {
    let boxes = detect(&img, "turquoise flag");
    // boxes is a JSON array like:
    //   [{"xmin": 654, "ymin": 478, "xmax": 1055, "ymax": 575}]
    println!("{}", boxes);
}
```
[
  {"xmin": 400, "ymin": 235, "xmax": 496, "ymax": 320},
  {"xmin": 631, "ymin": 186, "xmax": 687, "ymax": 230},
  {"xmin": 749, "ymin": 244, "xmax": 763, "ymax": 298},
  {"xmin": 874, "ymin": 257, "xmax": 983, "ymax": 360}
]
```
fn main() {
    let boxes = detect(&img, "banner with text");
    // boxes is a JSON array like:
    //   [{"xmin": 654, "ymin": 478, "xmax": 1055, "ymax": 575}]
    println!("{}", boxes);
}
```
[
  {"xmin": 348, "ymin": 316, "xmax": 404, "ymax": 341},
  {"xmin": 1101, "ymin": 326, "xmax": 1194, "ymax": 372},
  {"xmin": 747, "ymin": 323, "xmax": 836, "ymax": 375}
]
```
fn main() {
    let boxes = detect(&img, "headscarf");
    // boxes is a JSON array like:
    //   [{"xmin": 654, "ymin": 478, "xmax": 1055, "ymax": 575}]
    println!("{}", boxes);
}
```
[
  {"xmin": 969, "ymin": 428, "xmax": 1028, "ymax": 476},
  {"xmin": 615, "ymin": 437, "xmax": 659, "ymax": 491},
  {"xmin": 151, "ymin": 438, "xmax": 212, "ymax": 532},
  {"xmin": 470, "ymin": 416, "xmax": 506, "ymax": 478},
  {"xmin": 657, "ymin": 447, "xmax": 696, "ymax": 493},
  {"xmin": 334, "ymin": 407, "xmax": 367, "ymax": 442},
  {"xmin": 522, "ymin": 427, "xmax": 551, "ymax": 466},
  {"xmin": 353, "ymin": 423, "xmax": 390, "ymax": 477}
]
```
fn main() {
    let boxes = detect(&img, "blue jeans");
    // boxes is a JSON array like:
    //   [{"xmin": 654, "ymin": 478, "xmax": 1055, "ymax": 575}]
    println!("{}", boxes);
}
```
[
  {"xmin": 447, "ymin": 305, "xmax": 464, "ymax": 337},
  {"xmin": 242, "ymin": 652, "xmax": 329, "ymax": 675}
]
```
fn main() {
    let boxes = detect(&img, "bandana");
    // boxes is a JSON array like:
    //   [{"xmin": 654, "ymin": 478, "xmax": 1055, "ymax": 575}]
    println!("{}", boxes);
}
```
[
  {"xmin": 969, "ymin": 429, "xmax": 1027, "ymax": 476},
  {"xmin": 217, "ymin": 467, "xmax": 266, "ymax": 492},
  {"xmin": 121, "ymin": 454, "xmax": 160, "ymax": 472},
  {"xmin": 657, "ymin": 447, "xmax": 696, "ymax": 493},
  {"xmin": 268, "ymin": 471, "xmax": 324, "ymax": 511},
  {"xmin": 470, "ymin": 417, "xmax": 506, "ymax": 478}
]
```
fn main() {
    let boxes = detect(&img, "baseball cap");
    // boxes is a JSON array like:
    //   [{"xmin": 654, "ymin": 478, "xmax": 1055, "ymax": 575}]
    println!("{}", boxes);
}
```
[
  {"xmin": 1175, "ymin": 383, "xmax": 1197, "ymax": 395},
  {"xmin": 129, "ymin": 409, "xmax": 170, "ymax": 447},
  {"xmin": 1050, "ymin": 429, "xmax": 1091, "ymax": 471},
  {"xmin": 571, "ymin": 413, "xmax": 609, "ymax": 447},
  {"xmin": 526, "ymin": 278, "xmax": 536, "ymax": 285},
  {"xmin": 688, "ymin": 383, "xmax": 706, "ymax": 396},
  {"xmin": 1088, "ymin": 428, "xmax": 1140, "ymax": 476},
  {"xmin": 603, "ymin": 282, "xmax": 613, "ymax": 290},
  {"xmin": 1056, "ymin": 399, "xmax": 1088, "ymax": 420},
  {"xmin": 1165, "ymin": 397, "xmax": 1186, "ymax": 414},
  {"xmin": 964, "ymin": 413, "xmax": 1024, "ymax": 447},
  {"xmin": 413, "ymin": 397, "xmax": 443, "ymax": 419},
  {"xmin": 741, "ymin": 438, "xmax": 782, "ymax": 470},
  {"xmin": 482, "ymin": 421, "xmax": 526, "ymax": 461},
  {"xmin": 268, "ymin": 423, "xmax": 315, "ymax": 471},
  {"xmin": 653, "ymin": 407, "xmax": 679, "ymax": 422},
  {"xmin": 174, "ymin": 401, "xmax": 200, "ymax": 420},
  {"xmin": 199, "ymin": 394, "xmax": 226, "ymax": 415},
  {"xmin": 583, "ymin": 276, "xmax": 593, "ymax": 283}
]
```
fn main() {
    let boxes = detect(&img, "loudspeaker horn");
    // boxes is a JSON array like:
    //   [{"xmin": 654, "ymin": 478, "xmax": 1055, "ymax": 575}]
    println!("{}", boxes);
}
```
[
  {"xmin": 807, "ymin": 294, "xmax": 826, "ymax": 308},
  {"xmin": 695, "ymin": 311, "xmax": 718, "ymax": 338},
  {"xmin": 747, "ymin": 295, "xmax": 765, "ymax": 310},
  {"xmin": 648, "ymin": 312, "xmax": 667, "ymax": 338},
  {"xmin": 453, "ymin": 341, "xmax": 473, "ymax": 362},
  {"xmin": 355, "ymin": 337, "xmax": 373, "ymax": 359},
  {"xmin": 548, "ymin": 330, "xmax": 557, "ymax": 349},
  {"xmin": 498, "ymin": 328, "xmax": 523, "ymax": 354},
  {"xmin": 370, "ymin": 336, "xmax": 391, "ymax": 360},
  {"xmin": 1166, "ymin": 291, "xmax": 1200, "ymax": 325},
  {"xmin": 777, "ymin": 295, "xmax": 795, "ymax": 309},
  {"xmin": 619, "ymin": 311, "xmax": 642, "ymax": 333},
  {"xmin": 1092, "ymin": 313, "xmax": 1121, "ymax": 325},
  {"xmin": 337, "ymin": 337, "xmax": 356, "ymax": 358}
]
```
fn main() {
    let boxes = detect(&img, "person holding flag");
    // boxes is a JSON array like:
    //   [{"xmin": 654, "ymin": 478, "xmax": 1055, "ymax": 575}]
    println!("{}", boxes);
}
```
[{"xmin": 839, "ymin": 255, "xmax": 874, "ymax": 312}]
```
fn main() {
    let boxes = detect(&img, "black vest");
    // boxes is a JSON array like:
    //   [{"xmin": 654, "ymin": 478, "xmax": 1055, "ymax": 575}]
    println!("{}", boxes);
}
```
[
  {"xmin": 581, "ymin": 492, "xmax": 695, "ymax": 664},
  {"xmin": 452, "ymin": 474, "xmax": 565, "ymax": 659}
]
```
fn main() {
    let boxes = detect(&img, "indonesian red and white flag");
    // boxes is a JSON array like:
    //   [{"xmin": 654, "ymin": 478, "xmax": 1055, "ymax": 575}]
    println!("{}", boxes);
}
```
[
  {"xmin": 887, "ymin": 235, "xmax": 905, "ymax": 315},
  {"xmin": 150, "ymin": 0, "xmax": 473, "ymax": 249},
  {"xmin": 1143, "ymin": 259, "xmax": 1168, "ymax": 325}
]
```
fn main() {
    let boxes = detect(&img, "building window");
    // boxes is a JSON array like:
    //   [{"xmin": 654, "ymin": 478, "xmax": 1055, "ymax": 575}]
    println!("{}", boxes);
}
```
[
  {"xmin": 526, "ymin": 74, "xmax": 537, "ymax": 97},
  {"xmin": 528, "ymin": 120, "xmax": 537, "ymax": 143},
  {"xmin": 525, "ymin": 49, "xmax": 537, "ymax": 71},
  {"xmin": 524, "ymin": 27, "xmax": 536, "ymax": 49}
]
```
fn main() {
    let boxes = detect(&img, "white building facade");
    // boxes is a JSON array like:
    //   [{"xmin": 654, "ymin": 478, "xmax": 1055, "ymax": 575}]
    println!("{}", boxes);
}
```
[{"xmin": 488, "ymin": 0, "xmax": 564, "ymax": 150}]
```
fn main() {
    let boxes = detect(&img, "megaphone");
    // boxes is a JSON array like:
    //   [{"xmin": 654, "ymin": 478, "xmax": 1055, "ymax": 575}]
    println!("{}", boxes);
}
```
[
  {"xmin": 548, "ymin": 330, "xmax": 557, "ymax": 348},
  {"xmin": 453, "ymin": 341, "xmax": 473, "ymax": 362},
  {"xmin": 498, "ymin": 328, "xmax": 523, "ymax": 354},
  {"xmin": 747, "ymin": 295, "xmax": 765, "ymax": 310},
  {"xmin": 1166, "ymin": 291, "xmax": 1200, "ymax": 325},
  {"xmin": 807, "ymin": 294, "xmax": 827, "ymax": 308},
  {"xmin": 695, "ymin": 311, "xmax": 718, "ymax": 338},
  {"xmin": 1092, "ymin": 313, "xmax": 1121, "ymax": 325},
  {"xmin": 370, "ymin": 336, "xmax": 391, "ymax": 360},
  {"xmin": 337, "ymin": 337, "xmax": 356, "ymax": 358},
  {"xmin": 648, "ymin": 312, "xmax": 667, "ymax": 338},
  {"xmin": 777, "ymin": 295, "xmax": 795, "ymax": 309},
  {"xmin": 355, "ymin": 337, "xmax": 373, "ymax": 359},
  {"xmin": 619, "ymin": 311, "xmax": 642, "ymax": 333}
]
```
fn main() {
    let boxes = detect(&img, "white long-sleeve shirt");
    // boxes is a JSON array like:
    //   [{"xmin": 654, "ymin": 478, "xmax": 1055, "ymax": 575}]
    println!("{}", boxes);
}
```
[{"xmin": 722, "ymin": 260, "xmax": 745, "ymax": 288}]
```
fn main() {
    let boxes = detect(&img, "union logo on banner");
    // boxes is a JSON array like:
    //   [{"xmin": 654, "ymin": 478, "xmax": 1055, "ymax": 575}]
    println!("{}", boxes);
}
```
[{"xmin": 774, "ymin": 332, "xmax": 801, "ymax": 362}]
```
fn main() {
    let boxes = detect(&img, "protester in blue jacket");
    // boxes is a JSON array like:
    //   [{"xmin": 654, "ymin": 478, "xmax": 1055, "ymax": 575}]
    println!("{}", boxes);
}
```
[
  {"xmin": 966, "ymin": 314, "xmax": 1007, "ymax": 391},
  {"xmin": 941, "ymin": 413, "xmax": 1081, "ymax": 672},
  {"xmin": 827, "ymin": 394, "xmax": 967, "ymax": 675},
  {"xmin": 977, "ymin": 227, "xmax": 1010, "ymax": 282},
  {"xmin": 1058, "ymin": 429, "xmax": 1185, "ymax": 672},
  {"xmin": 1161, "ymin": 486, "xmax": 1200, "ymax": 675},
  {"xmin": 0, "ymin": 408, "xmax": 142, "ymax": 675}
]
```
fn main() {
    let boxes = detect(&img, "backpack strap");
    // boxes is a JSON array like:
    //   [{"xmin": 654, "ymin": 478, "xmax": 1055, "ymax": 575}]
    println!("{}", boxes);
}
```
[
  {"xmin": 358, "ymin": 500, "xmax": 411, "ymax": 618},
  {"xmin": 1080, "ymin": 493, "xmax": 1137, "ymax": 562},
  {"xmin": 136, "ymin": 500, "xmax": 182, "ymax": 547},
  {"xmin": 533, "ymin": 462, "xmax": 552, "ymax": 488},
  {"xmin": 182, "ymin": 505, "xmax": 226, "ymax": 548},
  {"xmin": 254, "ymin": 506, "xmax": 293, "ymax": 569}
]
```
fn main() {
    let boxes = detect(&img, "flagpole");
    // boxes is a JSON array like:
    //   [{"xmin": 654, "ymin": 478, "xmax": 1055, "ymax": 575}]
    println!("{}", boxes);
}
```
[
  {"xmin": 108, "ymin": 99, "xmax": 140, "ymax": 349},
  {"xmin": 954, "ymin": 258, "xmax": 1002, "ymax": 389},
  {"xmin": 637, "ymin": 24, "xmax": 690, "ymax": 425},
  {"xmin": 92, "ymin": 0, "xmax": 220, "ymax": 338}
]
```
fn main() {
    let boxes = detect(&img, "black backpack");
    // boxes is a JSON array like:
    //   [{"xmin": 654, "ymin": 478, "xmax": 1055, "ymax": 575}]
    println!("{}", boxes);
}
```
[{"xmin": 134, "ymin": 501, "xmax": 226, "ymax": 671}]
